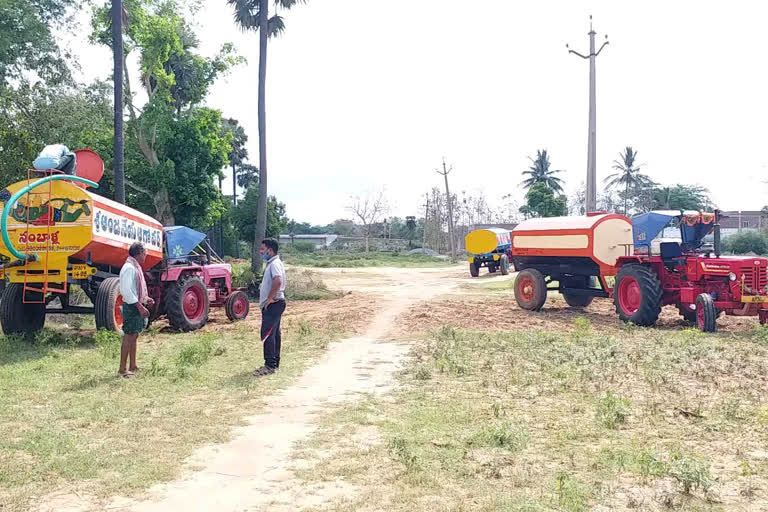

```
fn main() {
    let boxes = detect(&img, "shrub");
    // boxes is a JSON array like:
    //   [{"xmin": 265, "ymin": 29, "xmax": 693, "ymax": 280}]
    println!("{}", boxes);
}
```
[
  {"xmin": 289, "ymin": 241, "xmax": 316, "ymax": 253},
  {"xmin": 667, "ymin": 450, "xmax": 712, "ymax": 493},
  {"xmin": 94, "ymin": 329, "xmax": 121, "ymax": 358},
  {"xmin": 595, "ymin": 391, "xmax": 631, "ymax": 429},
  {"xmin": 175, "ymin": 335, "xmax": 215, "ymax": 369},
  {"xmin": 723, "ymin": 231, "xmax": 768, "ymax": 255},
  {"xmin": 482, "ymin": 422, "xmax": 529, "ymax": 452}
]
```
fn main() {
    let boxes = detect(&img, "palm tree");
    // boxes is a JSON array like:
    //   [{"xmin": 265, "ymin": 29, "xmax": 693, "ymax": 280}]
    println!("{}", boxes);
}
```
[
  {"xmin": 228, "ymin": 0, "xmax": 305, "ymax": 272},
  {"xmin": 521, "ymin": 150, "xmax": 564, "ymax": 193},
  {"xmin": 604, "ymin": 146, "xmax": 651, "ymax": 215}
]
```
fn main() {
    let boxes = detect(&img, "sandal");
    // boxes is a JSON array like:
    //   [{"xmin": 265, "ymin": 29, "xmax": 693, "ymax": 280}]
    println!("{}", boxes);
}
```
[
  {"xmin": 252, "ymin": 366, "xmax": 276, "ymax": 377},
  {"xmin": 118, "ymin": 371, "xmax": 135, "ymax": 379}
]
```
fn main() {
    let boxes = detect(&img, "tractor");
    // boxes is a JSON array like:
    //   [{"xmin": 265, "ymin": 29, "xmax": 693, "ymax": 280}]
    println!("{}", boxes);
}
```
[{"xmin": 614, "ymin": 210, "xmax": 768, "ymax": 331}]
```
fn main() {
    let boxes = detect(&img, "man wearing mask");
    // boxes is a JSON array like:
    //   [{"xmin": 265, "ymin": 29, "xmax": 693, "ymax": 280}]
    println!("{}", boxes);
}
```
[{"xmin": 253, "ymin": 237, "xmax": 286, "ymax": 377}]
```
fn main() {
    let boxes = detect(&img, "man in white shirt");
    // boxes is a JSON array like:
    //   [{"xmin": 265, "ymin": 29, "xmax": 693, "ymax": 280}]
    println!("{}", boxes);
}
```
[
  {"xmin": 253, "ymin": 238, "xmax": 286, "ymax": 377},
  {"xmin": 118, "ymin": 243, "xmax": 154, "ymax": 378}
]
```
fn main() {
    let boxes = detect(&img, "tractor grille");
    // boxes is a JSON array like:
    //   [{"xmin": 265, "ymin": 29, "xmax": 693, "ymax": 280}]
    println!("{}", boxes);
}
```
[{"xmin": 741, "ymin": 266, "xmax": 768, "ymax": 291}]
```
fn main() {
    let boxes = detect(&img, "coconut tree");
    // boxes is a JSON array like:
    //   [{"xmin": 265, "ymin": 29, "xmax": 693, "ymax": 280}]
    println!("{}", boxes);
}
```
[
  {"xmin": 521, "ymin": 150, "xmax": 564, "ymax": 193},
  {"xmin": 604, "ymin": 146, "xmax": 652, "ymax": 215},
  {"xmin": 227, "ymin": 0, "xmax": 306, "ymax": 272}
]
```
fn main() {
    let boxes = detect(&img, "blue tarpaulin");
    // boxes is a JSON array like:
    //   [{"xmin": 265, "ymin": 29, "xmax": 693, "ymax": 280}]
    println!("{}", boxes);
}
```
[
  {"xmin": 164, "ymin": 226, "xmax": 206, "ymax": 259},
  {"xmin": 631, "ymin": 211, "xmax": 679, "ymax": 249}
]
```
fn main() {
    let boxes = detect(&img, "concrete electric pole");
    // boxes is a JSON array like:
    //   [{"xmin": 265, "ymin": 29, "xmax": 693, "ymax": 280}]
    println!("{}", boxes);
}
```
[
  {"xmin": 437, "ymin": 158, "xmax": 457, "ymax": 262},
  {"xmin": 567, "ymin": 16, "xmax": 609, "ymax": 213}
]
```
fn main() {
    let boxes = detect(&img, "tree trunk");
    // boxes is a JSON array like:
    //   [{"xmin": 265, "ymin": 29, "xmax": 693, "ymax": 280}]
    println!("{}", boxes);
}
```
[
  {"xmin": 112, "ymin": 0, "xmax": 125, "ymax": 203},
  {"xmin": 232, "ymin": 162, "xmax": 239, "ymax": 258},
  {"xmin": 153, "ymin": 188, "xmax": 175, "ymax": 226},
  {"xmin": 624, "ymin": 179, "xmax": 629, "ymax": 215},
  {"xmin": 252, "ymin": 0, "xmax": 269, "ymax": 273}
]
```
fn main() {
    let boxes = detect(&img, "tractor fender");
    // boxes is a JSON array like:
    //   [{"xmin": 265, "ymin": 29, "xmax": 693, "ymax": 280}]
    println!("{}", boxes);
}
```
[
  {"xmin": 160, "ymin": 266, "xmax": 203, "ymax": 282},
  {"xmin": 616, "ymin": 256, "xmax": 644, "ymax": 268}
]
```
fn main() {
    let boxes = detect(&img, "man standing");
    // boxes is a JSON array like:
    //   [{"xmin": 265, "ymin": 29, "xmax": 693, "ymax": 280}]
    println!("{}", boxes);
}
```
[
  {"xmin": 118, "ymin": 242, "xmax": 154, "ymax": 378},
  {"xmin": 253, "ymin": 237, "xmax": 286, "ymax": 377}
]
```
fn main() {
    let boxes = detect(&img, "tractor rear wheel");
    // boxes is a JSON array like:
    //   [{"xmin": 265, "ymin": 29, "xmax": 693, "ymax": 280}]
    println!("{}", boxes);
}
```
[
  {"xmin": 563, "ymin": 293, "xmax": 594, "ymax": 308},
  {"xmin": 514, "ymin": 268, "xmax": 547, "ymax": 311},
  {"xmin": 695, "ymin": 293, "xmax": 717, "ymax": 332},
  {"xmin": 614, "ymin": 264, "xmax": 662, "ymax": 326},
  {"xmin": 499, "ymin": 255, "xmax": 510, "ymax": 275},
  {"xmin": 0, "ymin": 283, "xmax": 46, "ymax": 335},
  {"xmin": 469, "ymin": 262, "xmax": 479, "ymax": 278},
  {"xmin": 166, "ymin": 275, "xmax": 209, "ymax": 331},
  {"xmin": 225, "ymin": 291, "xmax": 250, "ymax": 321},
  {"xmin": 95, "ymin": 277, "xmax": 123, "ymax": 332}
]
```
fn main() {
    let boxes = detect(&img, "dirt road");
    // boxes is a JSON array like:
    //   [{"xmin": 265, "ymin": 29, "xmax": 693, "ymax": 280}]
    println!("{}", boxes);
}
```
[{"xmin": 43, "ymin": 266, "xmax": 466, "ymax": 512}]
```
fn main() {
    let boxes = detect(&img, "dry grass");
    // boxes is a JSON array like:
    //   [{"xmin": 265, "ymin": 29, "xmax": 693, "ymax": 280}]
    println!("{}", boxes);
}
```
[
  {"xmin": 294, "ymin": 319, "xmax": 768, "ymax": 511},
  {"xmin": 0, "ymin": 293, "xmax": 374, "ymax": 512}
]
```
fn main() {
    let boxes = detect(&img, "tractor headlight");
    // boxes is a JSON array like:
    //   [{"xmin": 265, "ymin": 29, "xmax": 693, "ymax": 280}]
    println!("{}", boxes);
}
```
[{"xmin": 729, "ymin": 272, "xmax": 737, "ymax": 281}]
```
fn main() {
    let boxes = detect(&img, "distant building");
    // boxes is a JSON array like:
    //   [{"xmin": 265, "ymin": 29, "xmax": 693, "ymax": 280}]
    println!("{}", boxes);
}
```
[
  {"xmin": 720, "ymin": 210, "xmax": 766, "ymax": 237},
  {"xmin": 278, "ymin": 234, "xmax": 338, "ymax": 248}
]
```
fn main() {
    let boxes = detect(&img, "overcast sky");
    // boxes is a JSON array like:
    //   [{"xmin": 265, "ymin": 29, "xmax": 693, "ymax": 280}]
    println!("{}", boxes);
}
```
[{"xmin": 70, "ymin": 0, "xmax": 768, "ymax": 224}]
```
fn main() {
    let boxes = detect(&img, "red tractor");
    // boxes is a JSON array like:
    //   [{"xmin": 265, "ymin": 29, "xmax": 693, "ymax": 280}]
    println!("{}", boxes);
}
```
[{"xmin": 614, "ymin": 210, "xmax": 768, "ymax": 331}]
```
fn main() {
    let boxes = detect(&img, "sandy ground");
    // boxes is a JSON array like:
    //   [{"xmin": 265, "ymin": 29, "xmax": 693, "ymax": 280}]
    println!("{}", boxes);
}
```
[{"xmin": 39, "ymin": 265, "xmax": 763, "ymax": 511}]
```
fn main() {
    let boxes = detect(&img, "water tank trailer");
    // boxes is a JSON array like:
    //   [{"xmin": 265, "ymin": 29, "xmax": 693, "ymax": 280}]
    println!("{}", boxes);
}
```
[
  {"xmin": 465, "ymin": 228, "xmax": 512, "ymax": 277},
  {"xmin": 510, "ymin": 213, "xmax": 634, "ymax": 310},
  {"xmin": 0, "ymin": 150, "xmax": 250, "ymax": 334}
]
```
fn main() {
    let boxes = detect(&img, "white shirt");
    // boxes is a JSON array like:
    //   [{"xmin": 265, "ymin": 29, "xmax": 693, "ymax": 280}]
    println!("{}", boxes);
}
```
[
  {"xmin": 259, "ymin": 255, "xmax": 286, "ymax": 307},
  {"xmin": 119, "ymin": 262, "xmax": 139, "ymax": 304}
]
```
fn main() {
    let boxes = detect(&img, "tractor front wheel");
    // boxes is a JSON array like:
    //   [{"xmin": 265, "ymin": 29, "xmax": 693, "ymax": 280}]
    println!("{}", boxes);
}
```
[
  {"xmin": 225, "ymin": 291, "xmax": 250, "ymax": 321},
  {"xmin": 469, "ymin": 262, "xmax": 479, "ymax": 278},
  {"xmin": 0, "ymin": 283, "xmax": 46, "ymax": 335},
  {"xmin": 614, "ymin": 264, "xmax": 662, "ymax": 326},
  {"xmin": 695, "ymin": 293, "xmax": 717, "ymax": 332},
  {"xmin": 166, "ymin": 275, "xmax": 210, "ymax": 331},
  {"xmin": 514, "ymin": 268, "xmax": 547, "ymax": 311}
]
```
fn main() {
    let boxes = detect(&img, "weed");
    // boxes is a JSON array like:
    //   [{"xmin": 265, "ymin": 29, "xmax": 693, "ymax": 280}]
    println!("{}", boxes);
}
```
[
  {"xmin": 175, "ymin": 335, "xmax": 215, "ymax": 369},
  {"xmin": 595, "ymin": 391, "xmax": 631, "ymax": 429},
  {"xmin": 389, "ymin": 437, "xmax": 419, "ymax": 471},
  {"xmin": 480, "ymin": 422, "xmax": 528, "ymax": 453},
  {"xmin": 667, "ymin": 449, "xmax": 713, "ymax": 493},
  {"xmin": 492, "ymin": 401, "xmax": 505, "ymax": 418},
  {"xmin": 571, "ymin": 316, "xmax": 592, "ymax": 342},
  {"xmin": 750, "ymin": 324, "xmax": 768, "ymax": 344},
  {"xmin": 94, "ymin": 329, "xmax": 121, "ymax": 359},
  {"xmin": 34, "ymin": 328, "xmax": 79, "ymax": 347},
  {"xmin": 146, "ymin": 356, "xmax": 168, "ymax": 377},
  {"xmin": 722, "ymin": 398, "xmax": 745, "ymax": 422},
  {"xmin": 637, "ymin": 448, "xmax": 667, "ymax": 480},
  {"xmin": 555, "ymin": 471, "xmax": 590, "ymax": 512},
  {"xmin": 297, "ymin": 318, "xmax": 314, "ymax": 339},
  {"xmin": 413, "ymin": 365, "xmax": 432, "ymax": 381}
]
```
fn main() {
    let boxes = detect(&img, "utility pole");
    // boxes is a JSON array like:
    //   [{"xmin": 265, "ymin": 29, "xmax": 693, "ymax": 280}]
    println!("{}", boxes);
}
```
[
  {"xmin": 232, "ymin": 163, "xmax": 238, "ymax": 258},
  {"xmin": 567, "ymin": 15, "xmax": 609, "ymax": 213},
  {"xmin": 422, "ymin": 194, "xmax": 429, "ymax": 249},
  {"xmin": 112, "ymin": 0, "xmax": 125, "ymax": 203},
  {"xmin": 437, "ymin": 158, "xmax": 457, "ymax": 261}
]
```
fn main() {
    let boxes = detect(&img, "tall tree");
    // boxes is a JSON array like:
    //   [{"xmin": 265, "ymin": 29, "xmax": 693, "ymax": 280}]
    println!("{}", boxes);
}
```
[
  {"xmin": 227, "ymin": 0, "xmax": 306, "ymax": 271},
  {"xmin": 650, "ymin": 184, "xmax": 712, "ymax": 211},
  {"xmin": 604, "ymin": 146, "xmax": 652, "ymax": 215},
  {"xmin": 347, "ymin": 190, "xmax": 389, "ymax": 252},
  {"xmin": 222, "ymin": 118, "xmax": 249, "ymax": 206},
  {"xmin": 519, "ymin": 182, "xmax": 567, "ymax": 219},
  {"xmin": 92, "ymin": 0, "xmax": 242, "ymax": 225},
  {"xmin": 521, "ymin": 150, "xmax": 564, "ymax": 193}
]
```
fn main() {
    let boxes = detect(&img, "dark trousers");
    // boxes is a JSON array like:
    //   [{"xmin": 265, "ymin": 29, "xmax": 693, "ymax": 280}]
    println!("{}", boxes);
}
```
[{"xmin": 261, "ymin": 300, "xmax": 286, "ymax": 369}]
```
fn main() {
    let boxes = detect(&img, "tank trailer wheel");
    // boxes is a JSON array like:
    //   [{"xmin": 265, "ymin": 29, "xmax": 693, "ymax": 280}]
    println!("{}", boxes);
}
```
[
  {"xmin": 499, "ymin": 254, "xmax": 510, "ymax": 276},
  {"xmin": 514, "ymin": 268, "xmax": 547, "ymax": 311},
  {"xmin": 95, "ymin": 277, "xmax": 124, "ymax": 332},
  {"xmin": 469, "ymin": 262, "xmax": 479, "ymax": 278},
  {"xmin": 614, "ymin": 264, "xmax": 662, "ymax": 327},
  {"xmin": 0, "ymin": 283, "xmax": 46, "ymax": 335},
  {"xmin": 695, "ymin": 293, "xmax": 717, "ymax": 333},
  {"xmin": 166, "ymin": 275, "xmax": 210, "ymax": 332},
  {"xmin": 488, "ymin": 265, "xmax": 497, "ymax": 274},
  {"xmin": 225, "ymin": 291, "xmax": 250, "ymax": 321},
  {"xmin": 563, "ymin": 293, "xmax": 594, "ymax": 308}
]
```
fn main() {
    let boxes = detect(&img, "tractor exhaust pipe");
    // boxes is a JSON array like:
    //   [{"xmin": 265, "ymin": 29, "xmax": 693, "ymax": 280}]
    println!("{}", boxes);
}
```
[{"xmin": 714, "ymin": 209, "xmax": 722, "ymax": 258}]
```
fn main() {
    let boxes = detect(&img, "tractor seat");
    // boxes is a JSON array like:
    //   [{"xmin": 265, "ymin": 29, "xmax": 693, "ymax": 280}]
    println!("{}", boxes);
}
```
[{"xmin": 659, "ymin": 241, "xmax": 684, "ymax": 268}]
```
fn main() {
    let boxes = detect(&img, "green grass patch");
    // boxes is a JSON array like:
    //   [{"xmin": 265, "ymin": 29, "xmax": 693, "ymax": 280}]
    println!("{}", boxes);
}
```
[
  {"xmin": 283, "ymin": 250, "xmax": 449, "ymax": 268},
  {"xmin": 0, "ymin": 310, "xmax": 351, "ymax": 510}
]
